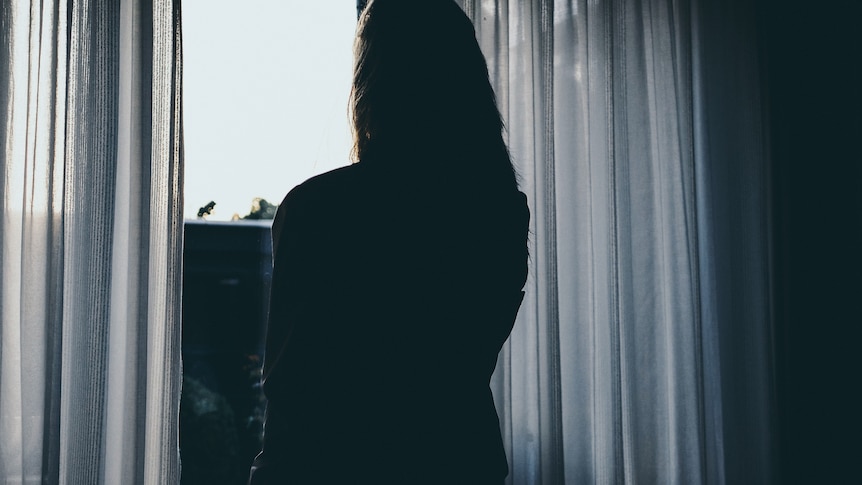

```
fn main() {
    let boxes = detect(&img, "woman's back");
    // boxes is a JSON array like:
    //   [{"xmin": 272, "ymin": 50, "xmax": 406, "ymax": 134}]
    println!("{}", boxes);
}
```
[{"xmin": 251, "ymin": 159, "xmax": 528, "ymax": 484}]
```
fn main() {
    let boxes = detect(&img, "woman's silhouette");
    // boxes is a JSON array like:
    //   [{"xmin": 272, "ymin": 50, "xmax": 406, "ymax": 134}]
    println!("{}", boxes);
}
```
[{"xmin": 249, "ymin": 1, "xmax": 529, "ymax": 483}]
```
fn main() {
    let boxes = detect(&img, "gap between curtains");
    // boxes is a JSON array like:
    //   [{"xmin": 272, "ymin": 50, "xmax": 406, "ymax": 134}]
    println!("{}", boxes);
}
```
[
  {"xmin": 0, "ymin": 0, "xmax": 183, "ymax": 483},
  {"xmin": 457, "ymin": 0, "xmax": 775, "ymax": 483}
]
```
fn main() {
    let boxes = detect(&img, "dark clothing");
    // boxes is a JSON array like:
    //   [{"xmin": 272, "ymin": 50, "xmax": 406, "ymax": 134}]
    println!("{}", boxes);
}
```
[{"xmin": 249, "ymin": 161, "xmax": 529, "ymax": 484}]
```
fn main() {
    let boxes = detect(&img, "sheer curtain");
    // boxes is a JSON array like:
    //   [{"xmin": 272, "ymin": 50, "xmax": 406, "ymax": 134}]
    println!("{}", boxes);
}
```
[
  {"xmin": 0, "ymin": 0, "xmax": 183, "ymax": 483},
  {"xmin": 455, "ymin": 0, "xmax": 775, "ymax": 483}
]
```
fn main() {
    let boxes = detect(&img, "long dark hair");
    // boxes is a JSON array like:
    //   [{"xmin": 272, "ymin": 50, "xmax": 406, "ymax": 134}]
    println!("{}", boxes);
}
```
[{"xmin": 350, "ymin": 0, "xmax": 518, "ymax": 191}]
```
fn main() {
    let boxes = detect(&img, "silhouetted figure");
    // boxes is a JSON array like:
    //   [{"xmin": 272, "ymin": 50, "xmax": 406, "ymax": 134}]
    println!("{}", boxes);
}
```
[{"xmin": 249, "ymin": 1, "xmax": 529, "ymax": 483}]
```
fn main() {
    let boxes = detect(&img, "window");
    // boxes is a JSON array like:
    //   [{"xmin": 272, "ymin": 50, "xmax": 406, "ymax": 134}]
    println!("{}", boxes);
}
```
[{"xmin": 180, "ymin": 2, "xmax": 356, "ymax": 483}]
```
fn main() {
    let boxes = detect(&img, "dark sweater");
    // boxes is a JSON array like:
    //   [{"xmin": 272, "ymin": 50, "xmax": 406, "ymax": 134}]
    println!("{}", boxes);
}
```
[{"xmin": 249, "ymin": 160, "xmax": 529, "ymax": 484}]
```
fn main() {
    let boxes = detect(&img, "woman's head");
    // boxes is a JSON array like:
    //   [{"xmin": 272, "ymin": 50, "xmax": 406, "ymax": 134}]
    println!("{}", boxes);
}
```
[{"xmin": 350, "ymin": 0, "xmax": 516, "ymax": 187}]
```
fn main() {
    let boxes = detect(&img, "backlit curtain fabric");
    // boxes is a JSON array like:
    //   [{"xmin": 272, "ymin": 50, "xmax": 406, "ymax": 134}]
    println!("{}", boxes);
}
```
[
  {"xmin": 0, "ymin": 0, "xmax": 183, "ymax": 483},
  {"xmin": 456, "ymin": 0, "xmax": 775, "ymax": 483}
]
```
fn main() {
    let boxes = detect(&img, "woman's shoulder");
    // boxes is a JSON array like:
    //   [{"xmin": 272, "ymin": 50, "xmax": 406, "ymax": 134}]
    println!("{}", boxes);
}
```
[
  {"xmin": 271, "ymin": 164, "xmax": 365, "ymax": 248},
  {"xmin": 280, "ymin": 164, "xmax": 364, "ymax": 206}
]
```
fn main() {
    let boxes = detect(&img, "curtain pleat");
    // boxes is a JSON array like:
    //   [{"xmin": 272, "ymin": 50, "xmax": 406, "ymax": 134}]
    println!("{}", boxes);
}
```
[
  {"xmin": 0, "ymin": 0, "xmax": 182, "ymax": 483},
  {"xmin": 143, "ymin": 0, "xmax": 184, "ymax": 482},
  {"xmin": 459, "ymin": 0, "xmax": 775, "ymax": 483},
  {"xmin": 2, "ymin": 1, "xmax": 69, "ymax": 483},
  {"xmin": 61, "ymin": 2, "xmax": 123, "ymax": 482}
]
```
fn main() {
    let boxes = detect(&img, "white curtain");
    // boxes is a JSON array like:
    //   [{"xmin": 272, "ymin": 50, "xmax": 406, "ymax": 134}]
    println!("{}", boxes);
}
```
[
  {"xmin": 0, "ymin": 0, "xmax": 183, "ymax": 483},
  {"xmin": 456, "ymin": 0, "xmax": 775, "ymax": 483}
]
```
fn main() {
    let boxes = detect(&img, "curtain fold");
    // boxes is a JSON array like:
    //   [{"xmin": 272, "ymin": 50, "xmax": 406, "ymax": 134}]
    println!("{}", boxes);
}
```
[
  {"xmin": 458, "ymin": 0, "xmax": 775, "ymax": 483},
  {"xmin": 0, "ymin": 0, "xmax": 183, "ymax": 483}
]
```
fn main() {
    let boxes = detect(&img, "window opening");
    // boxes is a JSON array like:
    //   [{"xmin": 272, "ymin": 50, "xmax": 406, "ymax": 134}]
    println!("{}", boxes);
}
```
[{"xmin": 180, "ymin": 2, "xmax": 356, "ymax": 483}]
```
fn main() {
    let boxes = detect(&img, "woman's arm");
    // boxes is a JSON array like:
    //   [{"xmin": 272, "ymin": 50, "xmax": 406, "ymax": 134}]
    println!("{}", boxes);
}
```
[{"xmin": 248, "ymin": 189, "xmax": 307, "ymax": 484}]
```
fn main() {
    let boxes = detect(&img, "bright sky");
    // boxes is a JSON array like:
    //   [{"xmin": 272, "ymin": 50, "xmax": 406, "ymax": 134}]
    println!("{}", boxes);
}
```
[{"xmin": 182, "ymin": 1, "xmax": 357, "ymax": 220}]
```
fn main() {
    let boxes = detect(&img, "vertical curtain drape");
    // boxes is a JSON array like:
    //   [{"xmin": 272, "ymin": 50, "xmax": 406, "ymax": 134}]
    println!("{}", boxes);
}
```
[
  {"xmin": 0, "ymin": 0, "xmax": 183, "ymax": 483},
  {"xmin": 456, "ymin": 0, "xmax": 775, "ymax": 483}
]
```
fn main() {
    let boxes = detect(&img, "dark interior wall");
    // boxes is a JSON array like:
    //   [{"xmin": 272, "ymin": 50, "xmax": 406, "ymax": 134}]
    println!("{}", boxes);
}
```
[{"xmin": 758, "ymin": 0, "xmax": 860, "ymax": 482}]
